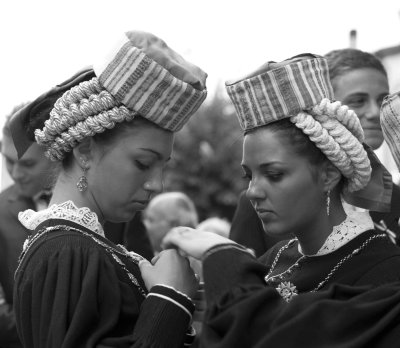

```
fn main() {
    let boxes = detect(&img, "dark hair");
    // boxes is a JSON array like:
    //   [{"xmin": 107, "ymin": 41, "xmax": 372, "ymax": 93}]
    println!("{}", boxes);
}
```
[
  {"xmin": 324, "ymin": 48, "xmax": 387, "ymax": 81},
  {"xmin": 246, "ymin": 118, "xmax": 328, "ymax": 173}
]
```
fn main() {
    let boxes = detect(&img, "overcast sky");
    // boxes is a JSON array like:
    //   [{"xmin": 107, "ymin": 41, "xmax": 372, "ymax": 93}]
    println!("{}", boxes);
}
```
[{"xmin": 1, "ymin": 0, "xmax": 400, "ymax": 127}]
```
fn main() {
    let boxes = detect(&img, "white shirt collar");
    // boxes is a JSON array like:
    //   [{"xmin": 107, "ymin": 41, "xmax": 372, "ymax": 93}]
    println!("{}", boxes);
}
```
[
  {"xmin": 18, "ymin": 200, "xmax": 104, "ymax": 237},
  {"xmin": 298, "ymin": 209, "xmax": 374, "ymax": 256}
]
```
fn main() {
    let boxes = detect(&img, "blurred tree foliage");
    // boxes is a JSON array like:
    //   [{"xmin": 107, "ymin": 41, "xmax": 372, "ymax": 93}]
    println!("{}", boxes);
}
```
[{"xmin": 164, "ymin": 85, "xmax": 247, "ymax": 221}]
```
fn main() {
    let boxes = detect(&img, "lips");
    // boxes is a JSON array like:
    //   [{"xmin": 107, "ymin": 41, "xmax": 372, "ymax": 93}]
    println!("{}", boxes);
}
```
[
  {"xmin": 361, "ymin": 123, "xmax": 381, "ymax": 131},
  {"xmin": 255, "ymin": 207, "xmax": 274, "ymax": 216},
  {"xmin": 133, "ymin": 199, "xmax": 151, "ymax": 207},
  {"xmin": 134, "ymin": 200, "xmax": 149, "ymax": 205}
]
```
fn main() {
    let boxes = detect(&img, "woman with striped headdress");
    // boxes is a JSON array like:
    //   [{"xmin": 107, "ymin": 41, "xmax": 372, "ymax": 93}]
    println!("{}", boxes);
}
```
[
  {"xmin": 11, "ymin": 30, "xmax": 207, "ymax": 347},
  {"xmin": 163, "ymin": 54, "xmax": 400, "ymax": 347}
]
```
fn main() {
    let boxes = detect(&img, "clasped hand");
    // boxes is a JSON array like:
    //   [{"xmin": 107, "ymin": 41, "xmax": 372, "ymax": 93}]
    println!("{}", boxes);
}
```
[
  {"xmin": 139, "ymin": 249, "xmax": 199, "ymax": 298},
  {"xmin": 139, "ymin": 227, "xmax": 236, "ymax": 298}
]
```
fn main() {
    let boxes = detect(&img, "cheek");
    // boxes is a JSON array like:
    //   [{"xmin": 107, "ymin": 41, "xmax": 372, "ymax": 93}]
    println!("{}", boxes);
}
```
[{"xmin": 273, "ymin": 175, "xmax": 320, "ymax": 214}]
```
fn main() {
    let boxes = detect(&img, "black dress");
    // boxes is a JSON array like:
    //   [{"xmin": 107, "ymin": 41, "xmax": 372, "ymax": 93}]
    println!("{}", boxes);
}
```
[
  {"xmin": 260, "ymin": 229, "xmax": 400, "ymax": 296},
  {"xmin": 14, "ymin": 218, "xmax": 194, "ymax": 348},
  {"xmin": 199, "ymin": 231, "xmax": 400, "ymax": 347}
]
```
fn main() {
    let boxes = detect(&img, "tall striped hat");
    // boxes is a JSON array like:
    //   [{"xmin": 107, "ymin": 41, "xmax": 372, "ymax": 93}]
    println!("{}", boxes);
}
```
[
  {"xmin": 94, "ymin": 31, "xmax": 207, "ymax": 131},
  {"xmin": 381, "ymin": 91, "xmax": 400, "ymax": 171},
  {"xmin": 226, "ymin": 54, "xmax": 334, "ymax": 130}
]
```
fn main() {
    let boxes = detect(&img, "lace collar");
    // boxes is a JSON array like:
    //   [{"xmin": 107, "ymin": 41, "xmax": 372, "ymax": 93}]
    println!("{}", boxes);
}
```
[
  {"xmin": 298, "ymin": 210, "xmax": 374, "ymax": 256},
  {"xmin": 18, "ymin": 200, "xmax": 105, "ymax": 237}
]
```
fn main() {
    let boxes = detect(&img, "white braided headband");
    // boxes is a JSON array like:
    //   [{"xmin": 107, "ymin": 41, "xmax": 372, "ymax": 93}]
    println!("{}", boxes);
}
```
[
  {"xmin": 291, "ymin": 98, "xmax": 371, "ymax": 192},
  {"xmin": 35, "ymin": 77, "xmax": 133, "ymax": 161}
]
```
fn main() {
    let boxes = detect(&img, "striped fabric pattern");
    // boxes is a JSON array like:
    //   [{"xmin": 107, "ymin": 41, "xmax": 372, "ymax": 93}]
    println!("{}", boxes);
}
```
[
  {"xmin": 226, "ymin": 57, "xmax": 334, "ymax": 130},
  {"xmin": 97, "ymin": 40, "xmax": 207, "ymax": 132},
  {"xmin": 381, "ymin": 92, "xmax": 400, "ymax": 171}
]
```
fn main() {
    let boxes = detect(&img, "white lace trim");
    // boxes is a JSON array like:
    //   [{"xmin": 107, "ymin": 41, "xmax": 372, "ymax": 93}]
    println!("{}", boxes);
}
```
[
  {"xmin": 18, "ymin": 200, "xmax": 104, "ymax": 237},
  {"xmin": 298, "ymin": 210, "xmax": 374, "ymax": 256}
]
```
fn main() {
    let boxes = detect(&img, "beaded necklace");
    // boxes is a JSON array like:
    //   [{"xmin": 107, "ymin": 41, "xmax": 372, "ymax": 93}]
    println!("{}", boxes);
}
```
[
  {"xmin": 17, "ymin": 224, "xmax": 147, "ymax": 297},
  {"xmin": 264, "ymin": 233, "xmax": 387, "ymax": 302}
]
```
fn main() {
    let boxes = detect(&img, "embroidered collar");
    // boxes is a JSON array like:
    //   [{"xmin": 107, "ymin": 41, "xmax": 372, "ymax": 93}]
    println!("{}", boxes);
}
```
[
  {"xmin": 298, "ymin": 210, "xmax": 374, "ymax": 256},
  {"xmin": 18, "ymin": 200, "xmax": 105, "ymax": 237}
]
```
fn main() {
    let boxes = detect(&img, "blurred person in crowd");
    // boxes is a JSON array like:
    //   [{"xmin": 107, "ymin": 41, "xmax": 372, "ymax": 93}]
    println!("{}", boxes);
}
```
[
  {"xmin": 11, "ymin": 30, "xmax": 207, "ymax": 347},
  {"xmin": 143, "ymin": 191, "xmax": 199, "ymax": 255},
  {"xmin": 0, "ymin": 103, "xmax": 57, "ymax": 348},
  {"xmin": 325, "ymin": 48, "xmax": 400, "ymax": 243},
  {"xmin": 163, "ymin": 54, "xmax": 400, "ymax": 347},
  {"xmin": 0, "ymin": 232, "xmax": 20, "ymax": 348},
  {"xmin": 197, "ymin": 216, "xmax": 230, "ymax": 238}
]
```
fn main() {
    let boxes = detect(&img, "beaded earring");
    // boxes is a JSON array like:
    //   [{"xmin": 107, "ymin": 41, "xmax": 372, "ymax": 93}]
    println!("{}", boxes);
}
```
[
  {"xmin": 77, "ymin": 158, "xmax": 88, "ymax": 192},
  {"xmin": 326, "ymin": 189, "xmax": 331, "ymax": 216}
]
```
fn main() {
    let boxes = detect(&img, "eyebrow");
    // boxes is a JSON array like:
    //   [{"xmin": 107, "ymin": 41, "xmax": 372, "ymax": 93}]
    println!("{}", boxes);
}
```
[
  {"xmin": 138, "ymin": 148, "xmax": 171, "ymax": 162},
  {"xmin": 344, "ymin": 92, "xmax": 368, "ymax": 98},
  {"xmin": 241, "ymin": 161, "xmax": 284, "ymax": 169}
]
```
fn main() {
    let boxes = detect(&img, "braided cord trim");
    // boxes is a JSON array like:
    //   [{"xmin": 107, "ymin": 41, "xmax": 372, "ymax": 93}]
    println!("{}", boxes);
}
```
[
  {"xmin": 35, "ymin": 77, "xmax": 136, "ymax": 161},
  {"xmin": 290, "ymin": 98, "xmax": 371, "ymax": 192}
]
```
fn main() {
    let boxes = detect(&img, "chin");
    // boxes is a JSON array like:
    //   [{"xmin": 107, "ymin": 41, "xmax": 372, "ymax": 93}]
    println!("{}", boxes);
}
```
[
  {"xmin": 261, "ymin": 221, "xmax": 290, "ymax": 238},
  {"xmin": 365, "ymin": 134, "xmax": 384, "ymax": 150}
]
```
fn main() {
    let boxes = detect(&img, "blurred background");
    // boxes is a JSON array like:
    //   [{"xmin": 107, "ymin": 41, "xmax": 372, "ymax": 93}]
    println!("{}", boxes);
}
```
[{"xmin": 1, "ymin": 0, "xmax": 400, "ymax": 220}]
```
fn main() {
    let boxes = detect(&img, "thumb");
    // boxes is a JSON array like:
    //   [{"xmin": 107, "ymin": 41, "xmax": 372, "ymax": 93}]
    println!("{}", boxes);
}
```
[{"xmin": 138, "ymin": 258, "xmax": 152, "ymax": 271}]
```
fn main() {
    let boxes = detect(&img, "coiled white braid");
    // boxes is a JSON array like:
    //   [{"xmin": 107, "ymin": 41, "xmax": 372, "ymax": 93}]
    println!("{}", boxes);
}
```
[
  {"xmin": 35, "ymin": 78, "xmax": 135, "ymax": 161},
  {"xmin": 290, "ymin": 98, "xmax": 371, "ymax": 192}
]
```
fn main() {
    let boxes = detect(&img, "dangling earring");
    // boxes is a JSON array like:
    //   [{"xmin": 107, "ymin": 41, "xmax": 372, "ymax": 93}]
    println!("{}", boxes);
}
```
[
  {"xmin": 77, "ymin": 158, "xmax": 88, "ymax": 192},
  {"xmin": 326, "ymin": 189, "xmax": 331, "ymax": 216}
]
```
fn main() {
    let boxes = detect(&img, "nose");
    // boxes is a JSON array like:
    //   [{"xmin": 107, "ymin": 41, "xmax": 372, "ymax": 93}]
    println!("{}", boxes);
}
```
[
  {"xmin": 144, "ymin": 168, "xmax": 164, "ymax": 195},
  {"xmin": 246, "ymin": 177, "xmax": 265, "ymax": 202},
  {"xmin": 364, "ymin": 100, "xmax": 380, "ymax": 121},
  {"xmin": 10, "ymin": 163, "xmax": 25, "ymax": 182}
]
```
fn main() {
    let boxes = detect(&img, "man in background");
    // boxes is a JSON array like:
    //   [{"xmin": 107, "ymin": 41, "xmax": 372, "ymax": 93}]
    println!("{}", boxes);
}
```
[
  {"xmin": 0, "ymin": 103, "xmax": 58, "ymax": 347},
  {"xmin": 143, "ymin": 191, "xmax": 199, "ymax": 255}
]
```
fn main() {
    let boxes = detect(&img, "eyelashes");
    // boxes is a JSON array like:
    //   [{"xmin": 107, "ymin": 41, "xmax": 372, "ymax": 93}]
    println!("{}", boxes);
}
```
[{"xmin": 135, "ymin": 160, "xmax": 151, "ymax": 171}]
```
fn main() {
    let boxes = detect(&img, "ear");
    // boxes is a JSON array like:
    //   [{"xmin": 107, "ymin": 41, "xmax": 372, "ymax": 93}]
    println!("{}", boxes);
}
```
[
  {"xmin": 72, "ymin": 138, "xmax": 93, "ymax": 169},
  {"xmin": 321, "ymin": 161, "xmax": 342, "ymax": 192}
]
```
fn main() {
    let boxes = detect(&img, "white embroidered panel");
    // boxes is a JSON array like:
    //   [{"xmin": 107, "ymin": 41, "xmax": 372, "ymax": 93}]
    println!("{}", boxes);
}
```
[
  {"xmin": 298, "ymin": 210, "xmax": 374, "ymax": 256},
  {"xmin": 18, "ymin": 200, "xmax": 105, "ymax": 237}
]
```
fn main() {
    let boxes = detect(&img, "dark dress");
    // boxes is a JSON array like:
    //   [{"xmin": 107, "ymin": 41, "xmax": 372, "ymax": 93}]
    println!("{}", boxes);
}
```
[
  {"xmin": 0, "ymin": 184, "xmax": 35, "ymax": 348},
  {"xmin": 104, "ymin": 211, "xmax": 154, "ymax": 261},
  {"xmin": 14, "ymin": 218, "xmax": 194, "ymax": 348},
  {"xmin": 200, "ymin": 237, "xmax": 400, "ymax": 348},
  {"xmin": 259, "ymin": 230, "xmax": 400, "ymax": 295}
]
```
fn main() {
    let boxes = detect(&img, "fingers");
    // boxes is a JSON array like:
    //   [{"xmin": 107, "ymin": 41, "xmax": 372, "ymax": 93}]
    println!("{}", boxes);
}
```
[
  {"xmin": 138, "ymin": 258, "xmax": 152, "ymax": 271},
  {"xmin": 162, "ymin": 226, "xmax": 194, "ymax": 249},
  {"xmin": 151, "ymin": 253, "xmax": 161, "ymax": 265}
]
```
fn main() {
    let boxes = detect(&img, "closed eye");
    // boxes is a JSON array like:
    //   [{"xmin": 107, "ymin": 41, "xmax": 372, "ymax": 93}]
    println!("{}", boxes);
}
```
[{"xmin": 135, "ymin": 160, "xmax": 151, "ymax": 171}]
